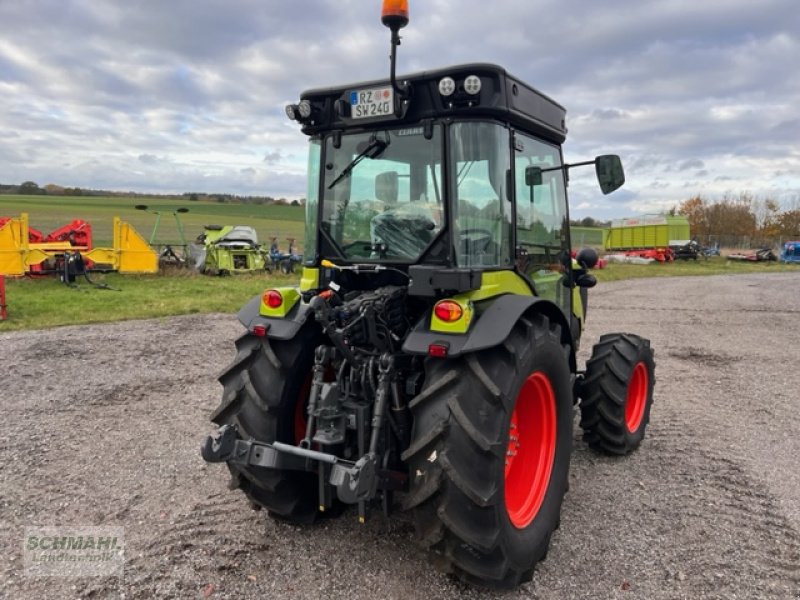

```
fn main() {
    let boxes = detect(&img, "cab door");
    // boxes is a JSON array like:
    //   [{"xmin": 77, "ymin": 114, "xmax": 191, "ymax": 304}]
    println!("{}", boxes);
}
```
[{"xmin": 513, "ymin": 131, "xmax": 571, "ymax": 319}]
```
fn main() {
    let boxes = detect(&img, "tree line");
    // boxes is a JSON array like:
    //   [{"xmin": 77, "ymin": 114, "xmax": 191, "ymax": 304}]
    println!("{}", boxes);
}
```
[
  {"xmin": 0, "ymin": 181, "xmax": 304, "ymax": 206},
  {"xmin": 674, "ymin": 193, "xmax": 800, "ymax": 242}
]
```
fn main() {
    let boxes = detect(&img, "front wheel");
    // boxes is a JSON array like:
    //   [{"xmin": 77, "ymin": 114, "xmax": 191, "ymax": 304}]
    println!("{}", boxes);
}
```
[
  {"xmin": 579, "ymin": 333, "xmax": 655, "ymax": 455},
  {"xmin": 403, "ymin": 314, "xmax": 573, "ymax": 589}
]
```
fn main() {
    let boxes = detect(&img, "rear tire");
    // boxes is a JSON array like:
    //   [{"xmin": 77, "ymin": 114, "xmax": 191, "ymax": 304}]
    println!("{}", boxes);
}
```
[
  {"xmin": 579, "ymin": 333, "xmax": 655, "ymax": 455},
  {"xmin": 210, "ymin": 326, "xmax": 320, "ymax": 523},
  {"xmin": 403, "ymin": 314, "xmax": 572, "ymax": 589}
]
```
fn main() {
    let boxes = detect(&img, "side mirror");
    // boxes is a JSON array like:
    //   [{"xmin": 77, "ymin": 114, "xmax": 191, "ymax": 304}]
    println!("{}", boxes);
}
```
[
  {"xmin": 375, "ymin": 171, "xmax": 398, "ymax": 204},
  {"xmin": 576, "ymin": 247, "xmax": 599, "ymax": 269},
  {"xmin": 525, "ymin": 166, "xmax": 543, "ymax": 187},
  {"xmin": 595, "ymin": 155, "xmax": 625, "ymax": 195}
]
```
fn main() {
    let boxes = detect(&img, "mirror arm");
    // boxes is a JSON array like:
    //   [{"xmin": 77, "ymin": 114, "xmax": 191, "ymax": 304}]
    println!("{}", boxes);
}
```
[{"xmin": 538, "ymin": 159, "xmax": 595, "ymax": 175}]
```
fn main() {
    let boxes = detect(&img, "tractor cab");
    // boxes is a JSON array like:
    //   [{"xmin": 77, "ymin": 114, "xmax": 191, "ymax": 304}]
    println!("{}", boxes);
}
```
[{"xmin": 287, "ymin": 54, "xmax": 623, "ymax": 330}]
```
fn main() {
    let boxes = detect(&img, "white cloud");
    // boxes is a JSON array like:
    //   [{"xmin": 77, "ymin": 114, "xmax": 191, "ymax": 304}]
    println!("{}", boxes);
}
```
[{"xmin": 0, "ymin": 0, "xmax": 798, "ymax": 218}]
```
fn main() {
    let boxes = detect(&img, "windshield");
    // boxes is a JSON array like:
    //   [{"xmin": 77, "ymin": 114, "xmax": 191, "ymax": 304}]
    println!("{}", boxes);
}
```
[{"xmin": 321, "ymin": 126, "xmax": 444, "ymax": 261}]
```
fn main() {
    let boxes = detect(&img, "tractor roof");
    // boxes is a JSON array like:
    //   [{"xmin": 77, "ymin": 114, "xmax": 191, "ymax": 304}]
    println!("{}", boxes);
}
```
[{"xmin": 298, "ymin": 63, "xmax": 567, "ymax": 144}]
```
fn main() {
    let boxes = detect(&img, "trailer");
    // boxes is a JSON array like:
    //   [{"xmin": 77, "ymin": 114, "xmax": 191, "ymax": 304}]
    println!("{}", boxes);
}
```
[{"xmin": 604, "ymin": 215, "xmax": 689, "ymax": 262}]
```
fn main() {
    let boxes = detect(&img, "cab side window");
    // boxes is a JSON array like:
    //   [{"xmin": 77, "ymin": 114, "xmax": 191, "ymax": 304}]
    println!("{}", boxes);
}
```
[{"xmin": 514, "ymin": 133, "xmax": 569, "ymax": 303}]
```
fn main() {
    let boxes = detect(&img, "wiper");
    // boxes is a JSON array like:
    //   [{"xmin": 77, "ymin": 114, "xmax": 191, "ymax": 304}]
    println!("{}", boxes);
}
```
[{"xmin": 327, "ymin": 137, "xmax": 389, "ymax": 189}]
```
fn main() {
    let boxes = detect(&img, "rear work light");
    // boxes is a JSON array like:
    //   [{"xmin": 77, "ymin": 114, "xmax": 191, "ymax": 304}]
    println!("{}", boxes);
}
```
[
  {"xmin": 434, "ymin": 300, "xmax": 464, "ymax": 322},
  {"xmin": 464, "ymin": 75, "xmax": 482, "ymax": 95},
  {"xmin": 438, "ymin": 77, "xmax": 456, "ymax": 96},
  {"xmin": 263, "ymin": 289, "xmax": 283, "ymax": 309},
  {"xmin": 297, "ymin": 99, "xmax": 312, "ymax": 118}
]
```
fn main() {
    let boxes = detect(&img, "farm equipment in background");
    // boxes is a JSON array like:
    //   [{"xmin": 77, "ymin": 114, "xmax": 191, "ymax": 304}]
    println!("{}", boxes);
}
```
[
  {"xmin": 40, "ymin": 219, "xmax": 95, "ymax": 274},
  {"xmin": 624, "ymin": 247, "xmax": 674, "ymax": 262},
  {"xmin": 671, "ymin": 240, "xmax": 701, "ymax": 260},
  {"xmin": 201, "ymin": 1, "xmax": 656, "ymax": 590},
  {"xmin": 193, "ymin": 225, "xmax": 268, "ymax": 275},
  {"xmin": 727, "ymin": 248, "xmax": 778, "ymax": 262},
  {"xmin": 0, "ymin": 216, "xmax": 94, "ymax": 274},
  {"xmin": 604, "ymin": 214, "xmax": 688, "ymax": 263},
  {"xmin": 267, "ymin": 237, "xmax": 302, "ymax": 273},
  {"xmin": 670, "ymin": 239, "xmax": 721, "ymax": 260},
  {"xmin": 0, "ymin": 213, "xmax": 158, "ymax": 277},
  {"xmin": 135, "ymin": 205, "xmax": 191, "ymax": 267},
  {"xmin": 780, "ymin": 241, "xmax": 800, "ymax": 264}
]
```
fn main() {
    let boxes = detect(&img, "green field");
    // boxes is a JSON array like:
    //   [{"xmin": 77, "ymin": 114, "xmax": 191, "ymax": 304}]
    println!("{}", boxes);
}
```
[
  {"xmin": 2, "ymin": 194, "xmax": 797, "ymax": 331},
  {"xmin": 2, "ymin": 255, "xmax": 796, "ymax": 332},
  {"xmin": 0, "ymin": 194, "xmax": 305, "ymax": 250},
  {"xmin": 0, "ymin": 270, "xmax": 298, "ymax": 331}
]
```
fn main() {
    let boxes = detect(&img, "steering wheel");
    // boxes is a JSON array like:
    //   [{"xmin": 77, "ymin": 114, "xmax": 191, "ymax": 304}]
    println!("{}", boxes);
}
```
[
  {"xmin": 341, "ymin": 239, "xmax": 375, "ymax": 258},
  {"xmin": 459, "ymin": 228, "xmax": 494, "ymax": 254}
]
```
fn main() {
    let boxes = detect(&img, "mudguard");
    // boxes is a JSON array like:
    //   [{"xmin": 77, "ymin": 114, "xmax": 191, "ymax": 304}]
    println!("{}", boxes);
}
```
[
  {"xmin": 237, "ymin": 293, "xmax": 314, "ymax": 340},
  {"xmin": 402, "ymin": 294, "xmax": 571, "ymax": 358}
]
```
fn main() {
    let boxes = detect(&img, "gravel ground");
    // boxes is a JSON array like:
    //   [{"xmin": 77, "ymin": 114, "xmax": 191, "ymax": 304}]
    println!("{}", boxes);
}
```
[{"xmin": 2, "ymin": 272, "xmax": 800, "ymax": 599}]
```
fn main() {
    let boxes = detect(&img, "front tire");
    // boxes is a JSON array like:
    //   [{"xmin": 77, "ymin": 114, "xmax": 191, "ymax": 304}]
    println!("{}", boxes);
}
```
[
  {"xmin": 210, "ymin": 326, "xmax": 320, "ymax": 523},
  {"xmin": 403, "ymin": 314, "xmax": 572, "ymax": 589},
  {"xmin": 579, "ymin": 333, "xmax": 655, "ymax": 455}
]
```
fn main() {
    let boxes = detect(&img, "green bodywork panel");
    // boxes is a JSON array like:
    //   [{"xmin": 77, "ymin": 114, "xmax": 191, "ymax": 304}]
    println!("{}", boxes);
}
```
[
  {"xmin": 428, "ymin": 270, "xmax": 580, "ymax": 336},
  {"xmin": 203, "ymin": 226, "xmax": 235, "ymax": 244},
  {"xmin": 260, "ymin": 287, "xmax": 301, "ymax": 318},
  {"xmin": 459, "ymin": 271, "xmax": 533, "ymax": 302},
  {"xmin": 299, "ymin": 267, "xmax": 320, "ymax": 291},
  {"xmin": 429, "ymin": 299, "xmax": 474, "ymax": 334},
  {"xmin": 570, "ymin": 258, "xmax": 585, "ymax": 329}
]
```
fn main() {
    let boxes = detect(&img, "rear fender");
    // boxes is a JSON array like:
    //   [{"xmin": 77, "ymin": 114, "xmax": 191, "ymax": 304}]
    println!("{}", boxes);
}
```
[
  {"xmin": 237, "ymin": 294, "xmax": 314, "ymax": 340},
  {"xmin": 403, "ymin": 294, "xmax": 575, "ymax": 369}
]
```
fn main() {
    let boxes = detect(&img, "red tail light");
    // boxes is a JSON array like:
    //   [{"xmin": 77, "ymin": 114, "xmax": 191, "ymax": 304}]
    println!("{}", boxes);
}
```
[
  {"xmin": 434, "ymin": 300, "xmax": 463, "ymax": 322},
  {"xmin": 263, "ymin": 289, "xmax": 283, "ymax": 308},
  {"xmin": 428, "ymin": 343, "xmax": 449, "ymax": 358}
]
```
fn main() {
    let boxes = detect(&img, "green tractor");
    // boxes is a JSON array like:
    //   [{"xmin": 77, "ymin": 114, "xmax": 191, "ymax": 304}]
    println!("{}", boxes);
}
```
[{"xmin": 202, "ymin": 1, "xmax": 655, "ymax": 589}]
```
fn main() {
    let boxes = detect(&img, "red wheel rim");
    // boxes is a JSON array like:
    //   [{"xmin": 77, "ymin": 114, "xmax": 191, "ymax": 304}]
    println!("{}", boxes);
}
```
[
  {"xmin": 504, "ymin": 371, "xmax": 557, "ymax": 529},
  {"xmin": 625, "ymin": 362, "xmax": 649, "ymax": 432}
]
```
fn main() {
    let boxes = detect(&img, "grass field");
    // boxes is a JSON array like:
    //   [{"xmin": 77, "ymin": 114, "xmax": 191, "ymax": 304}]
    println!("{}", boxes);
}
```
[
  {"xmin": 2, "ymin": 256, "xmax": 795, "ymax": 332},
  {"xmin": 0, "ymin": 270, "xmax": 298, "ymax": 331},
  {"xmin": 0, "ymin": 194, "xmax": 305, "ymax": 250},
  {"xmin": 2, "ymin": 194, "xmax": 797, "ymax": 331}
]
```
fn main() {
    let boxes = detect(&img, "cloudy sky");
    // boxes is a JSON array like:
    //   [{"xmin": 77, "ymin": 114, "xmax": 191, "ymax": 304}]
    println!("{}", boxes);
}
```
[{"xmin": 1, "ymin": 0, "xmax": 798, "ymax": 219}]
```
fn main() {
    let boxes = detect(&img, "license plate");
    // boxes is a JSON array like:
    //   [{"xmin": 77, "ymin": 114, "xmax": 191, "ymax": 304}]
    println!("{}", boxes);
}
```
[{"xmin": 350, "ymin": 87, "xmax": 394, "ymax": 119}]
